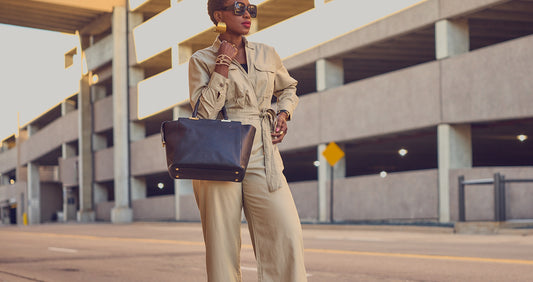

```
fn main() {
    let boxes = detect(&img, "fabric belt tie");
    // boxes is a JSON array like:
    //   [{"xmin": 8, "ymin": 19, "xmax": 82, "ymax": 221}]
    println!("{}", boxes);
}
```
[{"xmin": 260, "ymin": 108, "xmax": 281, "ymax": 192}]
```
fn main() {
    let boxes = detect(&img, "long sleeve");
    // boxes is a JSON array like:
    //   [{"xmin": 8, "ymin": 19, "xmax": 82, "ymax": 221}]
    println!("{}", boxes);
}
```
[
  {"xmin": 188, "ymin": 53, "xmax": 228, "ymax": 119},
  {"xmin": 272, "ymin": 49, "xmax": 299, "ymax": 120}
]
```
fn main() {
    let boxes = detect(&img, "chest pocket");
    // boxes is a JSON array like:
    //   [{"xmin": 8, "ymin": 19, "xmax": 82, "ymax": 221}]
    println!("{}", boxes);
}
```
[
  {"xmin": 254, "ymin": 63, "xmax": 276, "ymax": 104},
  {"xmin": 226, "ymin": 65, "xmax": 248, "ymax": 108}
]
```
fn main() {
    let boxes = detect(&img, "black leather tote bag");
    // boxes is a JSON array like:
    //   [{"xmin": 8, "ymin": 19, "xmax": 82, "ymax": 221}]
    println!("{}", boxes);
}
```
[{"xmin": 161, "ymin": 99, "xmax": 256, "ymax": 182}]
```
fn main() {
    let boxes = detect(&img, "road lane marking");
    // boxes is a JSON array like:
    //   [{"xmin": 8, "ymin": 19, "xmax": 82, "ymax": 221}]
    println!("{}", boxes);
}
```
[
  {"xmin": 48, "ymin": 247, "xmax": 78, "ymax": 253},
  {"xmin": 241, "ymin": 266, "xmax": 257, "ymax": 272},
  {"xmin": 305, "ymin": 248, "xmax": 533, "ymax": 265},
  {"xmin": 314, "ymin": 236, "xmax": 385, "ymax": 242},
  {"xmin": 241, "ymin": 266, "xmax": 312, "ymax": 277},
  {"xmin": 6, "ymin": 231, "xmax": 533, "ymax": 266}
]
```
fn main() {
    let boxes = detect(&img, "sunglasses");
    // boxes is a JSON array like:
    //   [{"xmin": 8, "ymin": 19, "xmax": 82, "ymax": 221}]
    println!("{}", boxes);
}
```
[{"xmin": 221, "ymin": 2, "xmax": 257, "ymax": 18}]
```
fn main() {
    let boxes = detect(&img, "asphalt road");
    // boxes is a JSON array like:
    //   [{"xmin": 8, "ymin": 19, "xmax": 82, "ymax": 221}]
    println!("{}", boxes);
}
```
[{"xmin": 0, "ymin": 222, "xmax": 532, "ymax": 281}]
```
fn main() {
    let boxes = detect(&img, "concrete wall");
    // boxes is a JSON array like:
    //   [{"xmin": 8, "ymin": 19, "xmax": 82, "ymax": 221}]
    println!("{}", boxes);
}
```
[
  {"xmin": 179, "ymin": 194, "xmax": 200, "ymax": 221},
  {"xmin": 19, "ymin": 110, "xmax": 78, "ymax": 164},
  {"xmin": 174, "ymin": 169, "xmax": 439, "ymax": 223},
  {"xmin": 283, "ymin": 0, "xmax": 508, "ymax": 70},
  {"xmin": 0, "ymin": 182, "xmax": 25, "ymax": 204},
  {"xmin": 438, "ymin": 0, "xmax": 508, "ymax": 19},
  {"xmin": 59, "ymin": 157, "xmax": 78, "ymax": 187},
  {"xmin": 94, "ymin": 195, "xmax": 201, "ymax": 222},
  {"xmin": 449, "ymin": 167, "xmax": 533, "ymax": 221},
  {"xmin": 334, "ymin": 169, "xmax": 439, "ymax": 222},
  {"xmin": 0, "ymin": 182, "xmax": 26, "ymax": 224},
  {"xmin": 29, "ymin": 164, "xmax": 533, "ymax": 224},
  {"xmin": 285, "ymin": 0, "xmax": 439, "ymax": 70},
  {"xmin": 130, "ymin": 134, "xmax": 167, "ymax": 176},
  {"xmin": 95, "ymin": 201, "xmax": 114, "ymax": 221},
  {"xmin": 273, "ymin": 170, "xmax": 439, "ymax": 223},
  {"xmin": 39, "ymin": 166, "xmax": 59, "ymax": 183},
  {"xmin": 85, "ymin": 34, "xmax": 113, "ymax": 71},
  {"xmin": 93, "ymin": 95, "xmax": 113, "ymax": 132},
  {"xmin": 281, "ymin": 62, "xmax": 441, "ymax": 151},
  {"xmin": 40, "ymin": 183, "xmax": 62, "ymax": 222},
  {"xmin": 441, "ymin": 35, "xmax": 533, "ymax": 123},
  {"xmin": 290, "ymin": 181, "xmax": 319, "ymax": 222},
  {"xmin": 132, "ymin": 195, "xmax": 174, "ymax": 221},
  {"xmin": 282, "ymin": 34, "xmax": 533, "ymax": 152},
  {"xmin": 94, "ymin": 147, "xmax": 114, "ymax": 182},
  {"xmin": 0, "ymin": 147, "xmax": 17, "ymax": 173}
]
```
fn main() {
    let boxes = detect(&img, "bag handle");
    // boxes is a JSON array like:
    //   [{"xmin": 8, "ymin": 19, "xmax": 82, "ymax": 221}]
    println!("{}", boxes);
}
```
[
  {"xmin": 192, "ymin": 98, "xmax": 229, "ymax": 121},
  {"xmin": 161, "ymin": 98, "xmax": 229, "ymax": 147}
]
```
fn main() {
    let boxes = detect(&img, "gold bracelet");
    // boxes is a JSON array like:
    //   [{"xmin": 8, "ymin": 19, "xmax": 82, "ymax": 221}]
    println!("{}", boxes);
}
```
[
  {"xmin": 216, "ymin": 61, "xmax": 230, "ymax": 67},
  {"xmin": 216, "ymin": 54, "xmax": 232, "ymax": 63},
  {"xmin": 215, "ymin": 59, "xmax": 231, "ymax": 67},
  {"xmin": 215, "ymin": 54, "xmax": 232, "ymax": 67}
]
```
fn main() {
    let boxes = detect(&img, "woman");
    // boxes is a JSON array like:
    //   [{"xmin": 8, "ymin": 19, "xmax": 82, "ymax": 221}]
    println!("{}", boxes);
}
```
[{"xmin": 188, "ymin": 0, "xmax": 307, "ymax": 281}]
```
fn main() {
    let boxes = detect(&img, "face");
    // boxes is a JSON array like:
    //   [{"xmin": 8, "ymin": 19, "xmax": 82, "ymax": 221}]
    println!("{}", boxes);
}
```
[{"xmin": 215, "ymin": 0, "xmax": 255, "ymax": 36}]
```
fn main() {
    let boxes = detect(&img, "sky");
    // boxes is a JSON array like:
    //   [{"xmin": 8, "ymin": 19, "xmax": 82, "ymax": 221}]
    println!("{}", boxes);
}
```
[{"xmin": 0, "ymin": 24, "xmax": 79, "ymax": 140}]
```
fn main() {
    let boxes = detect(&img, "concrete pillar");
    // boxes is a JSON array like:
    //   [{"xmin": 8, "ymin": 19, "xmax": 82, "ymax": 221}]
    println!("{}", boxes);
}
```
[
  {"xmin": 315, "ymin": 58, "xmax": 343, "ymax": 222},
  {"xmin": 128, "ymin": 11, "xmax": 147, "ymax": 207},
  {"xmin": 435, "ymin": 19, "xmax": 469, "ymax": 60},
  {"xmin": 316, "ymin": 58, "xmax": 344, "ymax": 92},
  {"xmin": 131, "ymin": 177, "xmax": 146, "ymax": 201},
  {"xmin": 438, "ymin": 124, "xmax": 472, "ymax": 223},
  {"xmin": 91, "ymin": 82, "xmax": 108, "ymax": 176},
  {"xmin": 27, "ymin": 162, "xmax": 40, "ymax": 224},
  {"xmin": 26, "ymin": 124, "xmax": 40, "ymax": 225},
  {"xmin": 78, "ymin": 74, "xmax": 95, "ymax": 222},
  {"xmin": 62, "ymin": 187, "xmax": 77, "ymax": 221},
  {"xmin": 111, "ymin": 6, "xmax": 133, "ymax": 223},
  {"xmin": 331, "ymin": 143, "xmax": 346, "ymax": 179},
  {"xmin": 317, "ymin": 143, "xmax": 346, "ymax": 223},
  {"xmin": 172, "ymin": 106, "xmax": 182, "ymax": 220},
  {"xmin": 317, "ymin": 144, "xmax": 328, "ymax": 222},
  {"xmin": 171, "ymin": 105, "xmax": 195, "ymax": 220},
  {"xmin": 61, "ymin": 142, "xmax": 76, "ymax": 222}
]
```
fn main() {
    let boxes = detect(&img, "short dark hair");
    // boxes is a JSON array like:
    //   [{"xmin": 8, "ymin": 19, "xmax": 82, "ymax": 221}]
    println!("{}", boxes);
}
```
[{"xmin": 207, "ymin": 0, "xmax": 228, "ymax": 25}]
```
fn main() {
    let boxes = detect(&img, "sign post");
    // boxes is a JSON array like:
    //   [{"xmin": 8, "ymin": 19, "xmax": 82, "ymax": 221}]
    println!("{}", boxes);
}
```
[{"xmin": 321, "ymin": 142, "xmax": 345, "ymax": 223}]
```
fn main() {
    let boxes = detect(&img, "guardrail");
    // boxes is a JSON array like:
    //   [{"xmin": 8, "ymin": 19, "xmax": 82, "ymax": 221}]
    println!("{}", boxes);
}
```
[{"xmin": 458, "ymin": 173, "xmax": 533, "ymax": 222}]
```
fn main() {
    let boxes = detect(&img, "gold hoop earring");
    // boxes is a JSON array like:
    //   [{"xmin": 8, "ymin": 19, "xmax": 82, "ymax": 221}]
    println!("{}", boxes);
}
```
[{"xmin": 214, "ymin": 22, "xmax": 226, "ymax": 34}]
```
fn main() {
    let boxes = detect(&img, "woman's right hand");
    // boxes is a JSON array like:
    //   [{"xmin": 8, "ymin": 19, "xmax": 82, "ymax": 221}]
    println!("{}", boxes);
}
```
[
  {"xmin": 218, "ymin": 40, "xmax": 238, "ymax": 59},
  {"xmin": 214, "ymin": 40, "xmax": 238, "ymax": 78}
]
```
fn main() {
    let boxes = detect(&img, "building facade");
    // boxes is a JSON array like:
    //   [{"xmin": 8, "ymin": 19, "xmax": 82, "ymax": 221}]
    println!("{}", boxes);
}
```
[{"xmin": 1, "ymin": 0, "xmax": 532, "ymax": 225}]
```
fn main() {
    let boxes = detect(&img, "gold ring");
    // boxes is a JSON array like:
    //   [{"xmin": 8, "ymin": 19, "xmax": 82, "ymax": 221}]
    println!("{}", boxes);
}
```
[{"xmin": 279, "ymin": 131, "xmax": 284, "ymax": 135}]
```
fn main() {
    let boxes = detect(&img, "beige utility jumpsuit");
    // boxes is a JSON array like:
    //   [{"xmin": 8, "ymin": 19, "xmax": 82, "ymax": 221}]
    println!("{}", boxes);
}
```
[{"xmin": 188, "ymin": 37, "xmax": 307, "ymax": 282}]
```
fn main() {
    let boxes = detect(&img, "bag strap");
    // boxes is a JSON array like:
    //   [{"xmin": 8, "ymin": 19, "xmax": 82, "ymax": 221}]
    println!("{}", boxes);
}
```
[
  {"xmin": 161, "ymin": 98, "xmax": 230, "ymax": 147},
  {"xmin": 192, "ymin": 98, "xmax": 229, "ymax": 120}
]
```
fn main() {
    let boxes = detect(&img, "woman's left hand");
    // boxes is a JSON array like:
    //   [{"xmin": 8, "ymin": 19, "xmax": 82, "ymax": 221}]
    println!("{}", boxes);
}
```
[{"xmin": 272, "ymin": 112, "xmax": 289, "ymax": 144}]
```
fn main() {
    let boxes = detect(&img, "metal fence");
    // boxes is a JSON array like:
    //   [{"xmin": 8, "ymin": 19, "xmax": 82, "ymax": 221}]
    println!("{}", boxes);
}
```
[{"xmin": 458, "ymin": 173, "xmax": 533, "ymax": 222}]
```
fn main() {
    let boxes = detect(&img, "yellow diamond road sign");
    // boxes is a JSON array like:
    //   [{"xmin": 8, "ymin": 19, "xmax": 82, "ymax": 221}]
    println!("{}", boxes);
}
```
[{"xmin": 322, "ymin": 142, "xmax": 345, "ymax": 167}]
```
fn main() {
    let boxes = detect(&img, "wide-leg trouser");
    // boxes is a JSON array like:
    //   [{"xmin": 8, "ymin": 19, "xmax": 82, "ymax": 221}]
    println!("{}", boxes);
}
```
[{"xmin": 193, "ymin": 135, "xmax": 307, "ymax": 282}]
